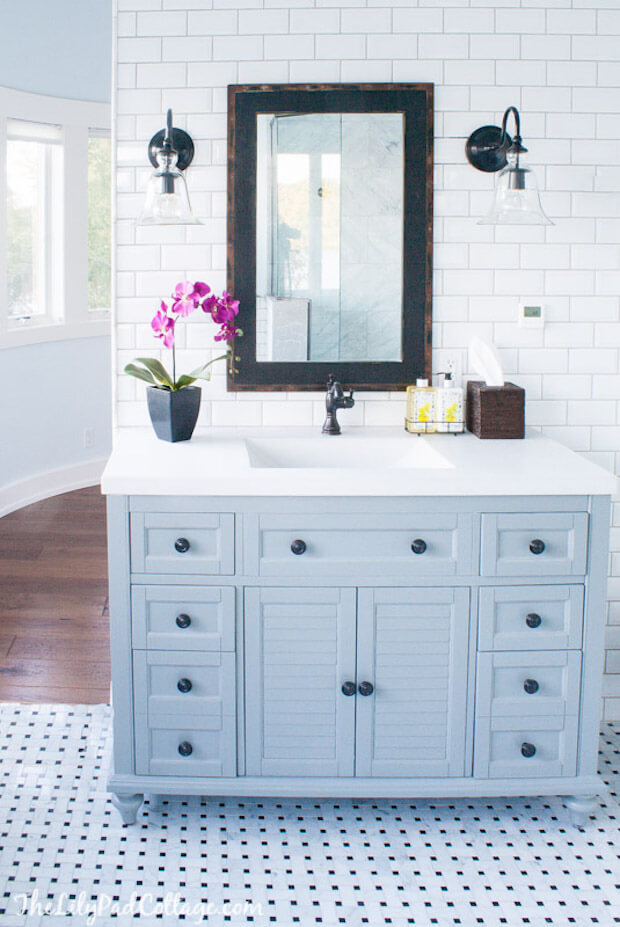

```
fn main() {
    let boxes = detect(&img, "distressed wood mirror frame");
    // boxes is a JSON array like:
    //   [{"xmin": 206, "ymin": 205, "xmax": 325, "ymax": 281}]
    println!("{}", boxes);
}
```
[{"xmin": 227, "ymin": 83, "xmax": 433, "ymax": 392}]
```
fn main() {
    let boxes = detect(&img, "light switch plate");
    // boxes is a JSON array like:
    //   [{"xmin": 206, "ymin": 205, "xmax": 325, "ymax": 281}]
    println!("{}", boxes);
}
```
[{"xmin": 518, "ymin": 302, "xmax": 545, "ymax": 328}]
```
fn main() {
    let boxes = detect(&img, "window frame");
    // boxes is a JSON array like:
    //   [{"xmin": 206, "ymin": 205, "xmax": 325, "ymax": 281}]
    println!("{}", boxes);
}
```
[{"xmin": 0, "ymin": 87, "xmax": 111, "ymax": 349}]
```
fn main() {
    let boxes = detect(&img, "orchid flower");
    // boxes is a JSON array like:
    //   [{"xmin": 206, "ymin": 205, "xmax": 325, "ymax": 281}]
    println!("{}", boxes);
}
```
[
  {"xmin": 125, "ymin": 280, "xmax": 242, "ymax": 392},
  {"xmin": 171, "ymin": 280, "xmax": 200, "ymax": 318},
  {"xmin": 214, "ymin": 320, "xmax": 242, "ymax": 342},
  {"xmin": 151, "ymin": 304, "xmax": 175, "ymax": 348}
]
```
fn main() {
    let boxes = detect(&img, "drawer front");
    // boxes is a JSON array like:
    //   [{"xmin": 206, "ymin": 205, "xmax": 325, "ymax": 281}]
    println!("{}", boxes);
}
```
[
  {"xmin": 136, "ymin": 726, "xmax": 237, "ymax": 777},
  {"xmin": 245, "ymin": 513, "xmax": 473, "ymax": 578},
  {"xmin": 476, "ymin": 650, "xmax": 582, "ymax": 719},
  {"xmin": 130, "ymin": 512, "xmax": 234, "ymax": 575},
  {"xmin": 132, "ymin": 585, "xmax": 235, "ymax": 651},
  {"xmin": 474, "ymin": 714, "xmax": 578, "ymax": 778},
  {"xmin": 133, "ymin": 650, "xmax": 236, "ymax": 777},
  {"xmin": 480, "ymin": 512, "xmax": 588, "ymax": 577},
  {"xmin": 478, "ymin": 585, "xmax": 584, "ymax": 651}
]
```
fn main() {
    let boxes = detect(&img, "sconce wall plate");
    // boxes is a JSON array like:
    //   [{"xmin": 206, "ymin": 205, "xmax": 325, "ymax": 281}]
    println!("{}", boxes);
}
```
[
  {"xmin": 147, "ymin": 127, "xmax": 194, "ymax": 172},
  {"xmin": 465, "ymin": 125, "xmax": 512, "ymax": 173}
]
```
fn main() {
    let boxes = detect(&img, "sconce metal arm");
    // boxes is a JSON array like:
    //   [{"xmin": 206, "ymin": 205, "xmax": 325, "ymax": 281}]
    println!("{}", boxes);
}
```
[
  {"xmin": 147, "ymin": 109, "xmax": 195, "ymax": 172},
  {"xmin": 500, "ymin": 106, "xmax": 527, "ymax": 157},
  {"xmin": 466, "ymin": 104, "xmax": 526, "ymax": 173}
]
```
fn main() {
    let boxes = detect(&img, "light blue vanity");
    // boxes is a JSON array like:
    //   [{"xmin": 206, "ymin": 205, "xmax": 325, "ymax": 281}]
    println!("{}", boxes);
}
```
[{"xmin": 102, "ymin": 428, "xmax": 616, "ymax": 826}]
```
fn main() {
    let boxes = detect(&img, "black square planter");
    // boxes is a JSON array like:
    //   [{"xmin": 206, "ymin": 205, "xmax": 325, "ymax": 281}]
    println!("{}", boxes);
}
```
[{"xmin": 146, "ymin": 386, "xmax": 202, "ymax": 442}]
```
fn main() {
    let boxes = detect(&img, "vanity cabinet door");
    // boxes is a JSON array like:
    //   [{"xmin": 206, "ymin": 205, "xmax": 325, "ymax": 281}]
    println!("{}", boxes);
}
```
[
  {"xmin": 355, "ymin": 587, "xmax": 471, "ymax": 777},
  {"xmin": 244, "ymin": 587, "xmax": 357, "ymax": 777}
]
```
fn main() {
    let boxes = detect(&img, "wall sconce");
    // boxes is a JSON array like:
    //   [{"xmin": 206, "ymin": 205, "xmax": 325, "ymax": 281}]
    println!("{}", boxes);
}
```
[
  {"xmin": 139, "ymin": 109, "xmax": 201, "ymax": 225},
  {"xmin": 465, "ymin": 106, "xmax": 552, "ymax": 226}
]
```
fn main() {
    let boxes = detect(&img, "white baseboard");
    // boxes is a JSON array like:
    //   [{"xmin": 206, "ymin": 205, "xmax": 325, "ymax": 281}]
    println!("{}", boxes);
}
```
[{"xmin": 0, "ymin": 458, "xmax": 107, "ymax": 518}]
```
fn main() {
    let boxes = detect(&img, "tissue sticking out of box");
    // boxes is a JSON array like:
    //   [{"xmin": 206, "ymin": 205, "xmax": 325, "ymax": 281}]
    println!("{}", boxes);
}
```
[{"xmin": 469, "ymin": 336, "xmax": 505, "ymax": 387}]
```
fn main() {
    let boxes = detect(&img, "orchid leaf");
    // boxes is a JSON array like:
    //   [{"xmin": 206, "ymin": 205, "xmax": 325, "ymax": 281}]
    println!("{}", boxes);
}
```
[
  {"xmin": 188, "ymin": 354, "xmax": 227, "ymax": 382},
  {"xmin": 189, "ymin": 353, "xmax": 230, "ymax": 377},
  {"xmin": 124, "ymin": 363, "xmax": 158, "ymax": 385},
  {"xmin": 174, "ymin": 374, "xmax": 198, "ymax": 390},
  {"xmin": 135, "ymin": 357, "xmax": 174, "ymax": 388}
]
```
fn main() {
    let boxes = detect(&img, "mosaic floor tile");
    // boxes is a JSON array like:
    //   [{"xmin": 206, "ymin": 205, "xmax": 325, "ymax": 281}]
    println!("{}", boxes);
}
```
[{"xmin": 0, "ymin": 705, "xmax": 618, "ymax": 926}]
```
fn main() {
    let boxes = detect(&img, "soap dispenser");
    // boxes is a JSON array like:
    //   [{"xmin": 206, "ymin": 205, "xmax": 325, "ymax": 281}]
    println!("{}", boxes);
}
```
[
  {"xmin": 436, "ymin": 363, "xmax": 464, "ymax": 434},
  {"xmin": 405, "ymin": 378, "xmax": 437, "ymax": 433}
]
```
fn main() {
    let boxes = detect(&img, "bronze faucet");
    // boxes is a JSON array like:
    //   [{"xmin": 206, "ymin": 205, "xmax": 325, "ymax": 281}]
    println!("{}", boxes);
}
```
[{"xmin": 322, "ymin": 374, "xmax": 355, "ymax": 435}]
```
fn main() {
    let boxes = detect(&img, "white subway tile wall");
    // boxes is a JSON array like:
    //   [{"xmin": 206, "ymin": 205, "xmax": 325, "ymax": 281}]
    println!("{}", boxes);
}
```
[{"xmin": 113, "ymin": 0, "xmax": 620, "ymax": 717}]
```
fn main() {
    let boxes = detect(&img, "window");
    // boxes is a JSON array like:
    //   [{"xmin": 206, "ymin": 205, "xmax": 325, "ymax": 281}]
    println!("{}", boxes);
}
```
[
  {"xmin": 88, "ymin": 131, "xmax": 111, "ymax": 314},
  {"xmin": 7, "ymin": 119, "xmax": 62, "ymax": 324},
  {"xmin": 0, "ymin": 87, "xmax": 110, "ymax": 347}
]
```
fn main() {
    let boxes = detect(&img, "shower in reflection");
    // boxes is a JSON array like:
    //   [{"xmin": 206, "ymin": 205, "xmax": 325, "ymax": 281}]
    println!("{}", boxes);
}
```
[{"xmin": 255, "ymin": 112, "xmax": 404, "ymax": 364}]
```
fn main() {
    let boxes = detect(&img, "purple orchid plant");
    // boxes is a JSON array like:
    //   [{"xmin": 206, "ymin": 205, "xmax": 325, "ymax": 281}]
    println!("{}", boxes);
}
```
[{"xmin": 125, "ymin": 281, "xmax": 242, "ymax": 391}]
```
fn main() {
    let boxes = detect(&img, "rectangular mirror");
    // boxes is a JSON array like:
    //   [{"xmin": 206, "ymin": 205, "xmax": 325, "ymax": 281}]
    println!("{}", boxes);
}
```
[{"xmin": 227, "ymin": 84, "xmax": 433, "ymax": 391}]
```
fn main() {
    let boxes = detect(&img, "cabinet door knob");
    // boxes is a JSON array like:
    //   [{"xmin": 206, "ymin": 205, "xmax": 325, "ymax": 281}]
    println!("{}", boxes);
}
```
[
  {"xmin": 358, "ymin": 681, "xmax": 374, "ymax": 696},
  {"xmin": 177, "ymin": 678, "xmax": 193, "ymax": 693},
  {"xmin": 521, "ymin": 742, "xmax": 536, "ymax": 758},
  {"xmin": 341, "ymin": 681, "xmax": 356, "ymax": 697},
  {"xmin": 178, "ymin": 741, "xmax": 193, "ymax": 757},
  {"xmin": 529, "ymin": 538, "xmax": 545, "ymax": 555},
  {"xmin": 525, "ymin": 612, "xmax": 542, "ymax": 629},
  {"xmin": 175, "ymin": 537, "xmax": 191, "ymax": 553},
  {"xmin": 523, "ymin": 678, "xmax": 539, "ymax": 694},
  {"xmin": 291, "ymin": 539, "xmax": 307, "ymax": 555},
  {"xmin": 411, "ymin": 538, "xmax": 427, "ymax": 555},
  {"xmin": 175, "ymin": 613, "xmax": 191, "ymax": 629}
]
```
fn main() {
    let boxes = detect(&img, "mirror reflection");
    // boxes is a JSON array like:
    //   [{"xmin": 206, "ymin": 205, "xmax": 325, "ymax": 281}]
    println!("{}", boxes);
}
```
[{"xmin": 255, "ymin": 112, "xmax": 404, "ymax": 363}]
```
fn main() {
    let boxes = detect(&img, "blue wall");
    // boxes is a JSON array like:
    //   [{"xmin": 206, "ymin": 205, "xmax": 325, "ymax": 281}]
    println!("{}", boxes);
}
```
[
  {"xmin": 0, "ymin": 2, "xmax": 112, "ymax": 508},
  {"xmin": 0, "ymin": 0, "xmax": 112, "ymax": 102},
  {"xmin": 0, "ymin": 338, "xmax": 112, "ymax": 491}
]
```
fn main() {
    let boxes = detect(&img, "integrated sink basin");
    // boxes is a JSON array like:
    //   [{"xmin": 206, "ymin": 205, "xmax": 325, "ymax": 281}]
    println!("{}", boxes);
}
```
[{"xmin": 244, "ymin": 437, "xmax": 452, "ymax": 470}]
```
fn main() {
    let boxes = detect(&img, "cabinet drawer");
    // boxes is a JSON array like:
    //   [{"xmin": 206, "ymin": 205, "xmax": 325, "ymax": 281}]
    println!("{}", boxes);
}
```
[
  {"xmin": 480, "ymin": 512, "xmax": 588, "ymax": 577},
  {"xmin": 135, "ymin": 726, "xmax": 237, "ymax": 778},
  {"xmin": 133, "ymin": 650, "xmax": 236, "ymax": 777},
  {"xmin": 478, "ymin": 585, "xmax": 584, "ymax": 651},
  {"xmin": 132, "ymin": 586, "xmax": 235, "ymax": 651},
  {"xmin": 476, "ymin": 651, "xmax": 582, "ymax": 719},
  {"xmin": 474, "ymin": 714, "xmax": 578, "ymax": 778},
  {"xmin": 133, "ymin": 650, "xmax": 236, "ymax": 721},
  {"xmin": 245, "ymin": 513, "xmax": 473, "ymax": 578},
  {"xmin": 130, "ymin": 512, "xmax": 234, "ymax": 575}
]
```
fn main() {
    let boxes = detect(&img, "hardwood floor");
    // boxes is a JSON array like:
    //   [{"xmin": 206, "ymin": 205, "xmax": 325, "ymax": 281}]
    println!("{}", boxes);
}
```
[{"xmin": 0, "ymin": 486, "xmax": 110, "ymax": 703}]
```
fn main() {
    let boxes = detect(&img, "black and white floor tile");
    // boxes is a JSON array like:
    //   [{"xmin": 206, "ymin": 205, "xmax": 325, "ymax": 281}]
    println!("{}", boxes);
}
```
[{"xmin": 0, "ymin": 704, "xmax": 618, "ymax": 926}]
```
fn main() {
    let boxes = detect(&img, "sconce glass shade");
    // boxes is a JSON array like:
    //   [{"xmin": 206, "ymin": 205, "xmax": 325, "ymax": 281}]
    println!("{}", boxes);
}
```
[
  {"xmin": 479, "ymin": 154, "xmax": 553, "ymax": 226},
  {"xmin": 139, "ymin": 149, "xmax": 200, "ymax": 225}
]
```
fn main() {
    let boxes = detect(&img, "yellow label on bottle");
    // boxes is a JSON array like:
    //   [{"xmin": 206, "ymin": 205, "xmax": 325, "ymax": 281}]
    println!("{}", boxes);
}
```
[
  {"xmin": 417, "ymin": 402, "xmax": 432, "ymax": 422},
  {"xmin": 445, "ymin": 402, "xmax": 458, "ymax": 422}
]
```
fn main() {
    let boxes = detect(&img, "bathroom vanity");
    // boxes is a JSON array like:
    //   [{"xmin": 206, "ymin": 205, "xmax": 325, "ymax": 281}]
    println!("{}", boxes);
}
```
[{"xmin": 102, "ymin": 428, "xmax": 616, "ymax": 825}]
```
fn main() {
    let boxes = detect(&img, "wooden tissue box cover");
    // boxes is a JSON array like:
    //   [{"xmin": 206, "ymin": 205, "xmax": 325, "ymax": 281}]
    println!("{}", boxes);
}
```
[{"xmin": 466, "ymin": 380, "xmax": 525, "ymax": 439}]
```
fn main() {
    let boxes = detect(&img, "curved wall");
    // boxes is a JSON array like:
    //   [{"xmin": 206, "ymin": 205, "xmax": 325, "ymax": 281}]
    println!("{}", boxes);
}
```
[
  {"xmin": 0, "ymin": 0, "xmax": 111, "ymax": 102},
  {"xmin": 0, "ymin": 338, "xmax": 112, "ymax": 515},
  {"xmin": 0, "ymin": 1, "xmax": 112, "ymax": 513}
]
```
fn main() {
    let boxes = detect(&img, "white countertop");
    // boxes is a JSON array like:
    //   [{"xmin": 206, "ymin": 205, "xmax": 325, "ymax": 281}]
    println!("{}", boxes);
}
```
[{"xmin": 101, "ymin": 427, "xmax": 618, "ymax": 497}]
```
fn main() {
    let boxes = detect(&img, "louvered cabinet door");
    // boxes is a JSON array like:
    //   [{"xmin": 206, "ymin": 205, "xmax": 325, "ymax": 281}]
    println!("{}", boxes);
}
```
[
  {"xmin": 355, "ymin": 587, "xmax": 471, "ymax": 777},
  {"xmin": 244, "ymin": 587, "xmax": 357, "ymax": 777}
]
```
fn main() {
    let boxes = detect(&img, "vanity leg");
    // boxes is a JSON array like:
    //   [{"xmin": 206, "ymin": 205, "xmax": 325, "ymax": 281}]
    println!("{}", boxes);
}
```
[
  {"xmin": 565, "ymin": 794, "xmax": 598, "ymax": 827},
  {"xmin": 110, "ymin": 792, "xmax": 144, "ymax": 825}
]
